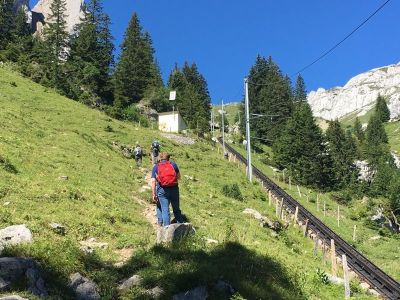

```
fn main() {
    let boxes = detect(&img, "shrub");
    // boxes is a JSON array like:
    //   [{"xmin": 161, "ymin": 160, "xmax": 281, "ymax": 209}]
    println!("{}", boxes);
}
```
[
  {"xmin": 330, "ymin": 190, "xmax": 352, "ymax": 205},
  {"xmin": 222, "ymin": 183, "xmax": 243, "ymax": 201}
]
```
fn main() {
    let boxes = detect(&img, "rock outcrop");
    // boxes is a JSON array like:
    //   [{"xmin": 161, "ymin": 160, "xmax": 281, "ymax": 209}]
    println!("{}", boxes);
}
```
[
  {"xmin": 308, "ymin": 63, "xmax": 400, "ymax": 121},
  {"xmin": 69, "ymin": 273, "xmax": 100, "ymax": 300},
  {"xmin": 0, "ymin": 224, "xmax": 32, "ymax": 252},
  {"xmin": 31, "ymin": 0, "xmax": 84, "ymax": 35}
]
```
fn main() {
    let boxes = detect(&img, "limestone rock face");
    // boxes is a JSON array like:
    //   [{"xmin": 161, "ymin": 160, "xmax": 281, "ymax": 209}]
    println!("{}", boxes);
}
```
[
  {"xmin": 31, "ymin": 0, "xmax": 85, "ymax": 35},
  {"xmin": 308, "ymin": 63, "xmax": 400, "ymax": 121}
]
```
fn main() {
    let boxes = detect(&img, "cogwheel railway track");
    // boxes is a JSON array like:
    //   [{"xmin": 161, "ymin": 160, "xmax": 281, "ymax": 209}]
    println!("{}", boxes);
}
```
[{"xmin": 220, "ymin": 139, "xmax": 400, "ymax": 299}]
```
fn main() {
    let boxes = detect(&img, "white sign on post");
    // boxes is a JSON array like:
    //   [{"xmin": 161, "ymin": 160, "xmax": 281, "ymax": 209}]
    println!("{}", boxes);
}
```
[{"xmin": 169, "ymin": 91, "xmax": 176, "ymax": 101}]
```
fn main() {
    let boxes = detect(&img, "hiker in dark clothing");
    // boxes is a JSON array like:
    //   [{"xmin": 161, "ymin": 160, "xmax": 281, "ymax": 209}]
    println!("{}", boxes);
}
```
[
  {"xmin": 151, "ymin": 140, "xmax": 160, "ymax": 165},
  {"xmin": 151, "ymin": 152, "xmax": 183, "ymax": 226},
  {"xmin": 133, "ymin": 143, "xmax": 143, "ymax": 167}
]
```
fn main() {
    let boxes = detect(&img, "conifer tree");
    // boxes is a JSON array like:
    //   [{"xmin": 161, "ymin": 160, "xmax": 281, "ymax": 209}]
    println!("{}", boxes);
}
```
[
  {"xmin": 168, "ymin": 63, "xmax": 211, "ymax": 132},
  {"xmin": 325, "ymin": 120, "xmax": 357, "ymax": 188},
  {"xmin": 67, "ymin": 0, "xmax": 114, "ymax": 104},
  {"xmin": 113, "ymin": 13, "xmax": 161, "ymax": 109},
  {"xmin": 273, "ymin": 102, "xmax": 333, "ymax": 188},
  {"xmin": 364, "ymin": 113, "xmax": 390, "ymax": 165},
  {"xmin": 353, "ymin": 117, "xmax": 365, "ymax": 143},
  {"xmin": 42, "ymin": 0, "xmax": 69, "ymax": 89},
  {"xmin": 0, "ymin": 0, "xmax": 14, "ymax": 50},
  {"xmin": 375, "ymin": 94, "xmax": 390, "ymax": 123},
  {"xmin": 294, "ymin": 74, "xmax": 307, "ymax": 103},
  {"xmin": 246, "ymin": 55, "xmax": 293, "ymax": 144}
]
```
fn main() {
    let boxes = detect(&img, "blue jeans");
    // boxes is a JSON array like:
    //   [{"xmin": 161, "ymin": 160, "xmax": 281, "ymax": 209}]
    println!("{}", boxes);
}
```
[{"xmin": 156, "ymin": 185, "xmax": 183, "ymax": 226}]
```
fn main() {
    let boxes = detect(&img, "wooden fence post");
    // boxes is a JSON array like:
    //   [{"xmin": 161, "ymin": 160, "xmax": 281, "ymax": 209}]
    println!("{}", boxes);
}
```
[
  {"xmin": 275, "ymin": 199, "xmax": 279, "ymax": 218},
  {"xmin": 331, "ymin": 239, "xmax": 337, "ymax": 276},
  {"xmin": 268, "ymin": 190, "xmax": 272, "ymax": 206},
  {"xmin": 303, "ymin": 219, "xmax": 309, "ymax": 237},
  {"xmin": 353, "ymin": 225, "xmax": 357, "ymax": 242},
  {"xmin": 289, "ymin": 177, "xmax": 292, "ymax": 190},
  {"xmin": 323, "ymin": 200, "xmax": 326, "ymax": 217},
  {"xmin": 297, "ymin": 185, "xmax": 302, "ymax": 197},
  {"xmin": 280, "ymin": 198, "xmax": 284, "ymax": 220},
  {"xmin": 337, "ymin": 206, "xmax": 340, "ymax": 227},
  {"xmin": 342, "ymin": 254, "xmax": 351, "ymax": 299},
  {"xmin": 313, "ymin": 233, "xmax": 319, "ymax": 257},
  {"xmin": 317, "ymin": 194, "xmax": 320, "ymax": 212},
  {"xmin": 294, "ymin": 206, "xmax": 299, "ymax": 226}
]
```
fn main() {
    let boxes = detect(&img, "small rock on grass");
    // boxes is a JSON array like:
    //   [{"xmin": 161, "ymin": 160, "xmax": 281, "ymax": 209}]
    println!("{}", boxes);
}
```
[
  {"xmin": 0, "ymin": 225, "xmax": 32, "ymax": 251},
  {"xmin": 69, "ymin": 273, "xmax": 100, "ymax": 300},
  {"xmin": 172, "ymin": 286, "xmax": 208, "ymax": 300},
  {"xmin": 144, "ymin": 286, "xmax": 163, "ymax": 299},
  {"xmin": 49, "ymin": 223, "xmax": 65, "ymax": 235},
  {"xmin": 118, "ymin": 275, "xmax": 142, "ymax": 291}
]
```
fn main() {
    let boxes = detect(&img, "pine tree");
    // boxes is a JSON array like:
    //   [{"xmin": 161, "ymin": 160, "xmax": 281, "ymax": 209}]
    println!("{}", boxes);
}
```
[
  {"xmin": 246, "ymin": 55, "xmax": 293, "ymax": 145},
  {"xmin": 375, "ymin": 94, "xmax": 390, "ymax": 123},
  {"xmin": 168, "ymin": 62, "xmax": 211, "ymax": 132},
  {"xmin": 353, "ymin": 117, "xmax": 365, "ymax": 143},
  {"xmin": 294, "ymin": 74, "xmax": 307, "ymax": 103},
  {"xmin": 67, "ymin": 0, "xmax": 114, "ymax": 104},
  {"xmin": 364, "ymin": 113, "xmax": 390, "ymax": 165},
  {"xmin": 0, "ymin": 0, "xmax": 14, "ymax": 50},
  {"xmin": 325, "ymin": 120, "xmax": 357, "ymax": 188},
  {"xmin": 273, "ymin": 102, "xmax": 333, "ymax": 189},
  {"xmin": 42, "ymin": 0, "xmax": 69, "ymax": 89},
  {"xmin": 113, "ymin": 13, "xmax": 160, "ymax": 109}
]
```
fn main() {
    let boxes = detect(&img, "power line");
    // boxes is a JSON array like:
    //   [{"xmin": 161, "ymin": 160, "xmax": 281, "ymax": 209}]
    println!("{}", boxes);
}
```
[{"xmin": 292, "ymin": 0, "xmax": 392, "ymax": 77}]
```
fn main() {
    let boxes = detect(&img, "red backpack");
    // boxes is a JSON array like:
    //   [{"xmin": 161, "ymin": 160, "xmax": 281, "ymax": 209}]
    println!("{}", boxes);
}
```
[{"xmin": 156, "ymin": 161, "xmax": 178, "ymax": 187}]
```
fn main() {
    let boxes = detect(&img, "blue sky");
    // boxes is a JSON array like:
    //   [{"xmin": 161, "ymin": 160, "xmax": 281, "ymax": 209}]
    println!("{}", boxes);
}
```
[{"xmin": 30, "ymin": 0, "xmax": 399, "ymax": 104}]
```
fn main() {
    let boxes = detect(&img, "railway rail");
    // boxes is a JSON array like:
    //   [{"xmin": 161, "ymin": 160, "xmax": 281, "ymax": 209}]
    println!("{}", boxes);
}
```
[{"xmin": 219, "ymin": 138, "xmax": 400, "ymax": 299}]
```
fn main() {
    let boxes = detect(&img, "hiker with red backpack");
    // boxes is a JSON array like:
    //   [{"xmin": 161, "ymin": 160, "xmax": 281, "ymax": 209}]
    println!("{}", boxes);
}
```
[{"xmin": 151, "ymin": 152, "xmax": 183, "ymax": 226}]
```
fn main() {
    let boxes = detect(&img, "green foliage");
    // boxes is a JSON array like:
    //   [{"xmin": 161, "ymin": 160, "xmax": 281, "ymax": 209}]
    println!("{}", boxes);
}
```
[
  {"xmin": 67, "ymin": 0, "xmax": 114, "ymax": 104},
  {"xmin": 222, "ymin": 183, "xmax": 244, "ymax": 201},
  {"xmin": 375, "ymin": 94, "xmax": 390, "ymax": 123},
  {"xmin": 0, "ymin": 155, "xmax": 18, "ymax": 174},
  {"xmin": 42, "ymin": 0, "xmax": 69, "ymax": 90},
  {"xmin": 273, "ymin": 103, "xmax": 333, "ymax": 189},
  {"xmin": 244, "ymin": 55, "xmax": 293, "ymax": 144},
  {"xmin": 325, "ymin": 120, "xmax": 357, "ymax": 189},
  {"xmin": 353, "ymin": 116, "xmax": 365, "ymax": 144},
  {"xmin": 364, "ymin": 113, "xmax": 390, "ymax": 166},
  {"xmin": 113, "ymin": 13, "xmax": 161, "ymax": 109},
  {"xmin": 388, "ymin": 172, "xmax": 400, "ymax": 217},
  {"xmin": 294, "ymin": 74, "xmax": 307, "ymax": 102},
  {"xmin": 168, "ymin": 62, "xmax": 211, "ymax": 133}
]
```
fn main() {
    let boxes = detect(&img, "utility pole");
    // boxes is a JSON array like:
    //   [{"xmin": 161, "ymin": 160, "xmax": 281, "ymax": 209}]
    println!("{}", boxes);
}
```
[
  {"xmin": 221, "ymin": 100, "xmax": 226, "ymax": 156},
  {"xmin": 244, "ymin": 78, "xmax": 252, "ymax": 182}
]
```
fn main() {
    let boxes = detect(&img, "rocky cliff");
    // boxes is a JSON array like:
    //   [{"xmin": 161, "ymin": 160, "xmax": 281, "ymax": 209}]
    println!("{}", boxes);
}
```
[
  {"xmin": 29, "ymin": 0, "xmax": 84, "ymax": 35},
  {"xmin": 308, "ymin": 63, "xmax": 400, "ymax": 121}
]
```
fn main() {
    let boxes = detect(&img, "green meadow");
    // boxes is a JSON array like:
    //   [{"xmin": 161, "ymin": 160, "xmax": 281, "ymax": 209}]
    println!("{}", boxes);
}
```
[{"xmin": 0, "ymin": 65, "xmax": 375, "ymax": 299}]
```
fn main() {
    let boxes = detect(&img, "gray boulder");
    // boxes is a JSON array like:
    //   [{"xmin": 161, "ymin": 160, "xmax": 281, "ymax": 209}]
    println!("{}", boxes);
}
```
[
  {"xmin": 156, "ymin": 223, "xmax": 196, "ymax": 244},
  {"xmin": 0, "ymin": 225, "xmax": 32, "ymax": 251},
  {"xmin": 69, "ymin": 273, "xmax": 100, "ymax": 300},
  {"xmin": 172, "ymin": 286, "xmax": 208, "ymax": 300},
  {"xmin": 0, "ymin": 257, "xmax": 47, "ymax": 297},
  {"xmin": 144, "ymin": 286, "xmax": 164, "ymax": 299},
  {"xmin": 118, "ymin": 274, "xmax": 142, "ymax": 291}
]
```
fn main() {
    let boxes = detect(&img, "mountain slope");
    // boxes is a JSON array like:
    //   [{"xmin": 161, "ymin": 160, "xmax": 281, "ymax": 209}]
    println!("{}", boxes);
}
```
[
  {"xmin": 308, "ymin": 63, "xmax": 400, "ymax": 121},
  {"xmin": 0, "ymin": 65, "xmax": 371, "ymax": 299}
]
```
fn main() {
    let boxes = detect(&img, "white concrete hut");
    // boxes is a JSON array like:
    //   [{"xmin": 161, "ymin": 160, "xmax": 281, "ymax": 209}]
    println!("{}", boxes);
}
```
[{"xmin": 158, "ymin": 111, "xmax": 187, "ymax": 133}]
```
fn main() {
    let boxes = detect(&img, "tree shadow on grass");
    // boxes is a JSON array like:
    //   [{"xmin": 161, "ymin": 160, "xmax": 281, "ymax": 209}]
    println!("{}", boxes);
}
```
[
  {"xmin": 118, "ymin": 240, "xmax": 306, "ymax": 300},
  {"xmin": 1, "ymin": 239, "xmax": 305, "ymax": 299}
]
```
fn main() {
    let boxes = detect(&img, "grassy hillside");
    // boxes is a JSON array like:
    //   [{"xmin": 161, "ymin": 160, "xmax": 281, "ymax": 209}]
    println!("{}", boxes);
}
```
[
  {"xmin": 212, "ymin": 103, "xmax": 241, "ymax": 126},
  {"xmin": 230, "ymin": 142, "xmax": 400, "ymax": 283},
  {"xmin": 0, "ymin": 65, "xmax": 373, "ymax": 299}
]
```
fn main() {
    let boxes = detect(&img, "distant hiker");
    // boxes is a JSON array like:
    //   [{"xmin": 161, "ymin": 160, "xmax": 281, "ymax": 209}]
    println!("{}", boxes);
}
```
[
  {"xmin": 151, "ymin": 140, "xmax": 160, "ymax": 164},
  {"xmin": 133, "ymin": 143, "xmax": 143, "ymax": 166},
  {"xmin": 151, "ymin": 152, "xmax": 183, "ymax": 226}
]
